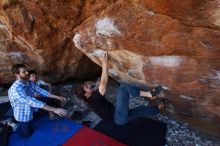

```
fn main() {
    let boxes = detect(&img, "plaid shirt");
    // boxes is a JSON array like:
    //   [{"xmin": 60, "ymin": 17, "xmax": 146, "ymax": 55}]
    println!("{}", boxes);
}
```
[{"xmin": 8, "ymin": 80, "xmax": 49, "ymax": 122}]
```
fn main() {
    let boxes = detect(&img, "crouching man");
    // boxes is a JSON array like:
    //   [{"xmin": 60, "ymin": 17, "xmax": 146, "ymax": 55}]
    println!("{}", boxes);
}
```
[{"xmin": 8, "ymin": 64, "xmax": 67, "ymax": 138}]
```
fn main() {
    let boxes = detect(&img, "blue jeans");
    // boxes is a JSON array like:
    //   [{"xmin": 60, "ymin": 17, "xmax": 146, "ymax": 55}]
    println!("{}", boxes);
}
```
[{"xmin": 114, "ymin": 83, "xmax": 160, "ymax": 125}]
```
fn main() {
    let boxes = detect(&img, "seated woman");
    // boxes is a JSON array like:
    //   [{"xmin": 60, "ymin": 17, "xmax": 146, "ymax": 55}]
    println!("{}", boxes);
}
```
[
  {"xmin": 76, "ymin": 52, "xmax": 164, "ymax": 125},
  {"xmin": 28, "ymin": 70, "xmax": 52, "ymax": 92}
]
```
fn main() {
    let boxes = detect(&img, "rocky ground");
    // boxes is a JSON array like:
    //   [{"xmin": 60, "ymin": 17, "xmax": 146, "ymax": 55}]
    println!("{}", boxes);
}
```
[{"xmin": 1, "ymin": 80, "xmax": 220, "ymax": 146}]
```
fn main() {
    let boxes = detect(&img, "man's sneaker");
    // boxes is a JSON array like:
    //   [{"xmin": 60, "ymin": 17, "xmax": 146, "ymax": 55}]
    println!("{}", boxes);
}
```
[
  {"xmin": 0, "ymin": 118, "xmax": 13, "ymax": 125},
  {"xmin": 150, "ymin": 85, "xmax": 163, "ymax": 97},
  {"xmin": 0, "ymin": 118, "xmax": 18, "ymax": 131}
]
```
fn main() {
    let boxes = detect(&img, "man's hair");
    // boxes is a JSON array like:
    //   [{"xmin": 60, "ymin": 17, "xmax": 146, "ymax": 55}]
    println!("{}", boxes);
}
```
[
  {"xmin": 28, "ymin": 69, "xmax": 36, "ymax": 75},
  {"xmin": 11, "ymin": 64, "xmax": 26, "ymax": 74}
]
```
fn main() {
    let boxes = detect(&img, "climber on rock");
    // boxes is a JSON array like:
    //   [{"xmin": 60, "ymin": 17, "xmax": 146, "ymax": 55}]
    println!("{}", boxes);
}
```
[{"xmin": 76, "ymin": 52, "xmax": 165, "ymax": 125}]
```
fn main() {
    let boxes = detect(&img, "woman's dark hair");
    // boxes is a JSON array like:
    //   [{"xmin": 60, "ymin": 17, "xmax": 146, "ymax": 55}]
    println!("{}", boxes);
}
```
[{"xmin": 28, "ymin": 70, "xmax": 36, "ymax": 75}]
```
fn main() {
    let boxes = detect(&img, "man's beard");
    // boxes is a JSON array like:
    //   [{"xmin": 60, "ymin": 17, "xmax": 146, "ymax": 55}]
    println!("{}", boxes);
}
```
[{"xmin": 20, "ymin": 75, "xmax": 29, "ymax": 81}]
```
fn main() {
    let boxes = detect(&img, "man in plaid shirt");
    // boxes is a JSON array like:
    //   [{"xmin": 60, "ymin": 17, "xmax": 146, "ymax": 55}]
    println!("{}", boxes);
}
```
[{"xmin": 8, "ymin": 64, "xmax": 67, "ymax": 138}]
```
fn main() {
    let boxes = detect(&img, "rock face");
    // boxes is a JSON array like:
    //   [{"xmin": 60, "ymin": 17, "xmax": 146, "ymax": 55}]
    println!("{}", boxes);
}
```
[
  {"xmin": 0, "ymin": 0, "xmax": 220, "ymax": 136},
  {"xmin": 72, "ymin": 0, "xmax": 220, "ymax": 132}
]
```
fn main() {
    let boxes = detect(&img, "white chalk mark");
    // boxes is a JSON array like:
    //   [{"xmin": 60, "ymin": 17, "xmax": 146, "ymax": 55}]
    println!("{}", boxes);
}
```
[
  {"xmin": 73, "ymin": 33, "xmax": 82, "ymax": 49},
  {"xmin": 7, "ymin": 52, "xmax": 24, "ymax": 59},
  {"xmin": 149, "ymin": 56, "xmax": 184, "ymax": 67},
  {"xmin": 108, "ymin": 68, "xmax": 118, "ymax": 76},
  {"xmin": 95, "ymin": 18, "xmax": 121, "ymax": 37},
  {"xmin": 180, "ymin": 95, "xmax": 193, "ymax": 100}
]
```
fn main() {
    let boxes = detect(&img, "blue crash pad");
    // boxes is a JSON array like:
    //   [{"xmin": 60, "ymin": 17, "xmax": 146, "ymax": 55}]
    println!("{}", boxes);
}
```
[{"xmin": 9, "ymin": 117, "xmax": 83, "ymax": 146}]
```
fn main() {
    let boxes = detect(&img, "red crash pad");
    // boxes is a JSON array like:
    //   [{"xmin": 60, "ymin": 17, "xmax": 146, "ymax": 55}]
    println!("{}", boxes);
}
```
[{"xmin": 63, "ymin": 126, "xmax": 127, "ymax": 146}]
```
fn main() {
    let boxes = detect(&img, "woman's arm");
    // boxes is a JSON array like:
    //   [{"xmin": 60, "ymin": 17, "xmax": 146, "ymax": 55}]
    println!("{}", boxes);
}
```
[{"xmin": 98, "ymin": 53, "xmax": 108, "ymax": 96}]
